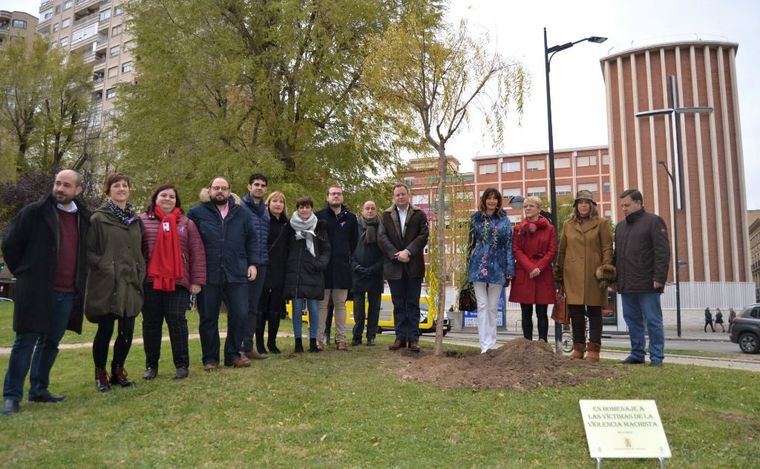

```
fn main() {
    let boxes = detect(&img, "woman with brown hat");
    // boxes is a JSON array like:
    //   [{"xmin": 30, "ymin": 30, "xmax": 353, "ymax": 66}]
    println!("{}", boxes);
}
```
[{"xmin": 555, "ymin": 190, "xmax": 614, "ymax": 362}]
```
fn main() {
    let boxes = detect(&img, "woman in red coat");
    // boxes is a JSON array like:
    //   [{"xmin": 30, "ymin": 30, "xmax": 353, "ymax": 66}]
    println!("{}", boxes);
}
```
[{"xmin": 509, "ymin": 196, "xmax": 557, "ymax": 342}]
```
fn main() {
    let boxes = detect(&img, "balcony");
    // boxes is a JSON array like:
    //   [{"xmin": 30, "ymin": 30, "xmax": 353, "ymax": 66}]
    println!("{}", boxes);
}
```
[
  {"xmin": 39, "ymin": 1, "xmax": 54, "ymax": 12},
  {"xmin": 73, "ymin": 12, "xmax": 98, "ymax": 28}
]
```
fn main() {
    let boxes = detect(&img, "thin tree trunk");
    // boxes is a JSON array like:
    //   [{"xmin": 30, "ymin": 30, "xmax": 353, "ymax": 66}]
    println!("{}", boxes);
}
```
[{"xmin": 434, "ymin": 147, "xmax": 447, "ymax": 355}]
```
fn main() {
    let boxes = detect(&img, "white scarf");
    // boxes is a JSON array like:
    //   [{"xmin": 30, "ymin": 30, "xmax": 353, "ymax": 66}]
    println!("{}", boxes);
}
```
[{"xmin": 290, "ymin": 212, "xmax": 318, "ymax": 256}]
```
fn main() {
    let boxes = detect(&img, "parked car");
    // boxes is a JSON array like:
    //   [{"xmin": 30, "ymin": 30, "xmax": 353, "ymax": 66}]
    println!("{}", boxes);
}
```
[{"xmin": 730, "ymin": 304, "xmax": 760, "ymax": 354}]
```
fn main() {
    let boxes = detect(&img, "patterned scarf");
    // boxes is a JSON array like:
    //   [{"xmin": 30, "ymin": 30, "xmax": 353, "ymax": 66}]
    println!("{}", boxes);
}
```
[
  {"xmin": 106, "ymin": 199, "xmax": 137, "ymax": 225},
  {"xmin": 290, "ymin": 212, "xmax": 318, "ymax": 256}
]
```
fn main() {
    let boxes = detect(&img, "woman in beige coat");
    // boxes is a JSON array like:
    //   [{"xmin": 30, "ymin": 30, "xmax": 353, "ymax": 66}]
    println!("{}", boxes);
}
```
[{"xmin": 555, "ymin": 190, "xmax": 614, "ymax": 361}]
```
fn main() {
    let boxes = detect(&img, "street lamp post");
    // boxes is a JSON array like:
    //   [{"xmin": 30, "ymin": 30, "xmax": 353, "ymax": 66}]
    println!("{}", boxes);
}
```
[{"xmin": 544, "ymin": 28, "xmax": 607, "ymax": 354}]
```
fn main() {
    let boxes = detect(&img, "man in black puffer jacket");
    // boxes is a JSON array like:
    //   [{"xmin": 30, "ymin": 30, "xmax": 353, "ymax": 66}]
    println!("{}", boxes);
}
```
[{"xmin": 614, "ymin": 189, "xmax": 670, "ymax": 367}]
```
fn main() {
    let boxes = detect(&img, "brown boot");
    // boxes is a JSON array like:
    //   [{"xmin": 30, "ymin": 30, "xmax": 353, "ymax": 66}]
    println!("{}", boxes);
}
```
[
  {"xmin": 337, "ymin": 340, "xmax": 348, "ymax": 351},
  {"xmin": 109, "ymin": 366, "xmax": 134, "ymax": 387},
  {"xmin": 95, "ymin": 368, "xmax": 111, "ymax": 392},
  {"xmin": 570, "ymin": 343, "xmax": 586, "ymax": 359},
  {"xmin": 586, "ymin": 342, "xmax": 601, "ymax": 362},
  {"xmin": 388, "ymin": 339, "xmax": 407, "ymax": 351}
]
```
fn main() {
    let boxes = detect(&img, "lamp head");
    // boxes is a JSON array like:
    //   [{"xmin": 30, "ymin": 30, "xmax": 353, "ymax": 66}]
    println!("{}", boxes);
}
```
[{"xmin": 587, "ymin": 36, "xmax": 607, "ymax": 44}]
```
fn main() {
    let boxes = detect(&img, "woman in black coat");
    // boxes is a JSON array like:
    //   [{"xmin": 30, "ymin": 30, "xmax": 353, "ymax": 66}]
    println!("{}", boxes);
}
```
[
  {"xmin": 351, "ymin": 201, "xmax": 384, "ymax": 346},
  {"xmin": 283, "ymin": 196, "xmax": 330, "ymax": 353},
  {"xmin": 256, "ymin": 191, "xmax": 292, "ymax": 354}
]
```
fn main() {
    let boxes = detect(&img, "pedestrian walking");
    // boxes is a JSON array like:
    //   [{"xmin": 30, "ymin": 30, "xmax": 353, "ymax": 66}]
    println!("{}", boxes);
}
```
[
  {"xmin": 704, "ymin": 307, "xmax": 715, "ymax": 333},
  {"xmin": 714, "ymin": 308, "xmax": 725, "ymax": 332}
]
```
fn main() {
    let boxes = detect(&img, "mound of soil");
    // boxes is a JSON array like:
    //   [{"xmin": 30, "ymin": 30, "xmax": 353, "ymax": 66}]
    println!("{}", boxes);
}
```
[{"xmin": 396, "ymin": 339, "xmax": 618, "ymax": 391}]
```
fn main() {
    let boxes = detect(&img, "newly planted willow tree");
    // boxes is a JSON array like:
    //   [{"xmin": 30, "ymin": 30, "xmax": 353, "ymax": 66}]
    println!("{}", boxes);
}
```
[{"xmin": 365, "ymin": 11, "xmax": 528, "ymax": 355}]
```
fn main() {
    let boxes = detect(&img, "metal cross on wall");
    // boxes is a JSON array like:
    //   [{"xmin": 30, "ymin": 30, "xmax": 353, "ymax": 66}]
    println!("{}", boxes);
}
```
[{"xmin": 635, "ymin": 75, "xmax": 713, "ymax": 210}]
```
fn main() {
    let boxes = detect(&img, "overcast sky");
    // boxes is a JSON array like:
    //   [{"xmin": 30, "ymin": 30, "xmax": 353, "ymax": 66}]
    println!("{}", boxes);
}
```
[{"xmin": 5, "ymin": 0, "xmax": 759, "ymax": 207}]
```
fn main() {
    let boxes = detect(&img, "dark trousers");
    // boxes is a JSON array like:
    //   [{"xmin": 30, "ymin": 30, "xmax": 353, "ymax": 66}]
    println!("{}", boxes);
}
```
[
  {"xmin": 704, "ymin": 319, "xmax": 715, "ymax": 332},
  {"xmin": 569, "ymin": 304, "xmax": 602, "ymax": 344},
  {"xmin": 388, "ymin": 274, "xmax": 422, "ymax": 342},
  {"xmin": 352, "ymin": 290, "xmax": 382, "ymax": 341},
  {"xmin": 93, "ymin": 315, "xmax": 136, "ymax": 370},
  {"xmin": 197, "ymin": 282, "xmax": 248, "ymax": 365},
  {"xmin": 142, "ymin": 284, "xmax": 190, "ymax": 369},
  {"xmin": 258, "ymin": 286, "xmax": 283, "ymax": 345},
  {"xmin": 243, "ymin": 266, "xmax": 267, "ymax": 352},
  {"xmin": 520, "ymin": 303, "xmax": 548, "ymax": 341},
  {"xmin": 3, "ymin": 292, "xmax": 74, "ymax": 401}
]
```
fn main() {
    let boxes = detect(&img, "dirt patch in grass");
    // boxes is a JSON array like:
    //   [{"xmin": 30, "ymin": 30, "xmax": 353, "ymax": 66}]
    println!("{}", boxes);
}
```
[{"xmin": 396, "ymin": 338, "xmax": 618, "ymax": 391}]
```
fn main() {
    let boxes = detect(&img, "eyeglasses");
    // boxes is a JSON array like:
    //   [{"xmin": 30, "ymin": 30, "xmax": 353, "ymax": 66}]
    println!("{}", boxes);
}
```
[{"xmin": 210, "ymin": 186, "xmax": 229, "ymax": 191}]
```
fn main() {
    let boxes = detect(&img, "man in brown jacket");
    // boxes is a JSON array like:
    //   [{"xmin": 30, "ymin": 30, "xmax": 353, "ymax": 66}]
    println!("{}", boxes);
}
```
[
  {"xmin": 614, "ymin": 189, "xmax": 670, "ymax": 367},
  {"xmin": 378, "ymin": 183, "xmax": 429, "ymax": 352}
]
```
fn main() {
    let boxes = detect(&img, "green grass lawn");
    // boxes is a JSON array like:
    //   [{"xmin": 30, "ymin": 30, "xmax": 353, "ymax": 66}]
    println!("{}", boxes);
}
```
[{"xmin": 1, "ymin": 303, "xmax": 758, "ymax": 467}]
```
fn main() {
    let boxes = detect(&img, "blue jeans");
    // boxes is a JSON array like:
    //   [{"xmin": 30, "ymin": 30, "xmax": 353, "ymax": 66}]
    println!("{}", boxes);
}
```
[
  {"xmin": 243, "ymin": 265, "xmax": 267, "ymax": 351},
  {"xmin": 3, "ymin": 292, "xmax": 74, "ymax": 401},
  {"xmin": 387, "ymin": 275, "xmax": 423, "ymax": 342},
  {"xmin": 292, "ymin": 298, "xmax": 319, "ymax": 339},
  {"xmin": 197, "ymin": 282, "xmax": 248, "ymax": 365},
  {"xmin": 621, "ymin": 292, "xmax": 665, "ymax": 363}
]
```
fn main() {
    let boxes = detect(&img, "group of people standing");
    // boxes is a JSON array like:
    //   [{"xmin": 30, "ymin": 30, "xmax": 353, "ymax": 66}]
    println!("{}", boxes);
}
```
[
  {"xmin": 467, "ymin": 188, "xmax": 670, "ymax": 367},
  {"xmin": 2, "ymin": 171, "xmax": 429, "ymax": 415}
]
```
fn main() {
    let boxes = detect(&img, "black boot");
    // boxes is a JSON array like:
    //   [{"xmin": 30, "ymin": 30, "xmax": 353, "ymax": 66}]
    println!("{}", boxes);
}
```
[
  {"xmin": 309, "ymin": 338, "xmax": 320, "ymax": 353},
  {"xmin": 267, "ymin": 337, "xmax": 281, "ymax": 354},
  {"xmin": 294, "ymin": 338, "xmax": 304, "ymax": 353},
  {"xmin": 255, "ymin": 331, "xmax": 268, "ymax": 355}
]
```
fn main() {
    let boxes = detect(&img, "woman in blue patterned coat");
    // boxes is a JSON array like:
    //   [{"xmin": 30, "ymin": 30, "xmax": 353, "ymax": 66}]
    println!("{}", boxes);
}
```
[{"xmin": 467, "ymin": 188, "xmax": 515, "ymax": 353}]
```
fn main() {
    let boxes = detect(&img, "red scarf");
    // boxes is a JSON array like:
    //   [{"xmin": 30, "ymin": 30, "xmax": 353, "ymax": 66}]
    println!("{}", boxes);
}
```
[{"xmin": 148, "ymin": 207, "xmax": 184, "ymax": 291}]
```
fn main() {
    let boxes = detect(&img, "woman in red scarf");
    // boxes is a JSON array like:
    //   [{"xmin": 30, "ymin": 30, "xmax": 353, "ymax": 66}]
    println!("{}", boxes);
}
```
[
  {"xmin": 509, "ymin": 196, "xmax": 557, "ymax": 342},
  {"xmin": 140, "ymin": 184, "xmax": 206, "ymax": 380}
]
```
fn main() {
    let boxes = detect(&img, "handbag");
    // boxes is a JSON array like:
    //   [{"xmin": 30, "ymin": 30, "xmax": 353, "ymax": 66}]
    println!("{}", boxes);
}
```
[
  {"xmin": 458, "ymin": 282, "xmax": 477, "ymax": 312},
  {"xmin": 552, "ymin": 287, "xmax": 570, "ymax": 325}
]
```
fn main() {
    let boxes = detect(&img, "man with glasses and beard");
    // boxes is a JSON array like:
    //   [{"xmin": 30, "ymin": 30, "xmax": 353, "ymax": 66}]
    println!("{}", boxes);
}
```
[
  {"xmin": 2, "ymin": 170, "xmax": 91, "ymax": 415},
  {"xmin": 188, "ymin": 177, "xmax": 259, "ymax": 370}
]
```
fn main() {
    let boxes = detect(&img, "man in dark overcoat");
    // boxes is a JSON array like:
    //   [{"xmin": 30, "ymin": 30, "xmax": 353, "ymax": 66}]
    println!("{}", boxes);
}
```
[{"xmin": 2, "ymin": 170, "xmax": 90, "ymax": 415}]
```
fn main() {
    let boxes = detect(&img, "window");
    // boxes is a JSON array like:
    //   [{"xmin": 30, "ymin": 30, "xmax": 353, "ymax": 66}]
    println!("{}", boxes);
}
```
[
  {"xmin": 576, "ymin": 155, "xmax": 597, "ymax": 167},
  {"xmin": 527, "ymin": 186, "xmax": 546, "ymax": 196},
  {"xmin": 100, "ymin": 9, "xmax": 112, "ymax": 21},
  {"xmin": 12, "ymin": 19, "xmax": 28, "ymax": 29},
  {"xmin": 602, "ymin": 154, "xmax": 610, "ymax": 165},
  {"xmin": 72, "ymin": 23, "xmax": 97, "ymax": 43},
  {"xmin": 526, "ymin": 160, "xmax": 545, "ymax": 171},
  {"xmin": 62, "ymin": 18, "xmax": 70, "ymax": 28},
  {"xmin": 556, "ymin": 185, "xmax": 572, "ymax": 196},
  {"xmin": 111, "ymin": 25, "xmax": 122, "ymax": 36},
  {"xmin": 577, "ymin": 183, "xmax": 598, "ymax": 193},
  {"xmin": 604, "ymin": 210, "xmax": 612, "ymax": 218},
  {"xmin": 478, "ymin": 163, "xmax": 497, "ymax": 175},
  {"xmin": 63, "ymin": 1, "xmax": 73, "ymax": 10},
  {"xmin": 412, "ymin": 194, "xmax": 429, "ymax": 205},
  {"xmin": 555, "ymin": 158, "xmax": 570, "ymax": 169},
  {"xmin": 602, "ymin": 182, "xmax": 611, "ymax": 193},
  {"xmin": 53, "ymin": 23, "xmax": 59, "ymax": 33},
  {"xmin": 123, "ymin": 40, "xmax": 135, "ymax": 52},
  {"xmin": 41, "ymin": 9, "xmax": 54, "ymax": 21},
  {"xmin": 455, "ymin": 191, "xmax": 474, "ymax": 201},
  {"xmin": 59, "ymin": 36, "xmax": 69, "ymax": 48},
  {"xmin": 108, "ymin": 66, "xmax": 119, "ymax": 78},
  {"xmin": 114, "ymin": 6, "xmax": 124, "ymax": 16},
  {"xmin": 403, "ymin": 177, "xmax": 414, "ymax": 186},
  {"xmin": 121, "ymin": 61, "xmax": 134, "ymax": 73},
  {"xmin": 55, "ymin": 5, "xmax": 61, "ymax": 14},
  {"xmin": 502, "ymin": 161, "xmax": 521, "ymax": 173},
  {"xmin": 110, "ymin": 45, "xmax": 120, "ymax": 57},
  {"xmin": 502, "ymin": 188, "xmax": 521, "ymax": 198},
  {"xmin": 106, "ymin": 87, "xmax": 117, "ymax": 99}
]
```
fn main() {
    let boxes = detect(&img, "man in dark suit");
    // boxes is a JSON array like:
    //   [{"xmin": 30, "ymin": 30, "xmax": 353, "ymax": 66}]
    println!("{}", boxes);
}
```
[
  {"xmin": 2, "ymin": 170, "xmax": 91, "ymax": 415},
  {"xmin": 378, "ymin": 183, "xmax": 429, "ymax": 352}
]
